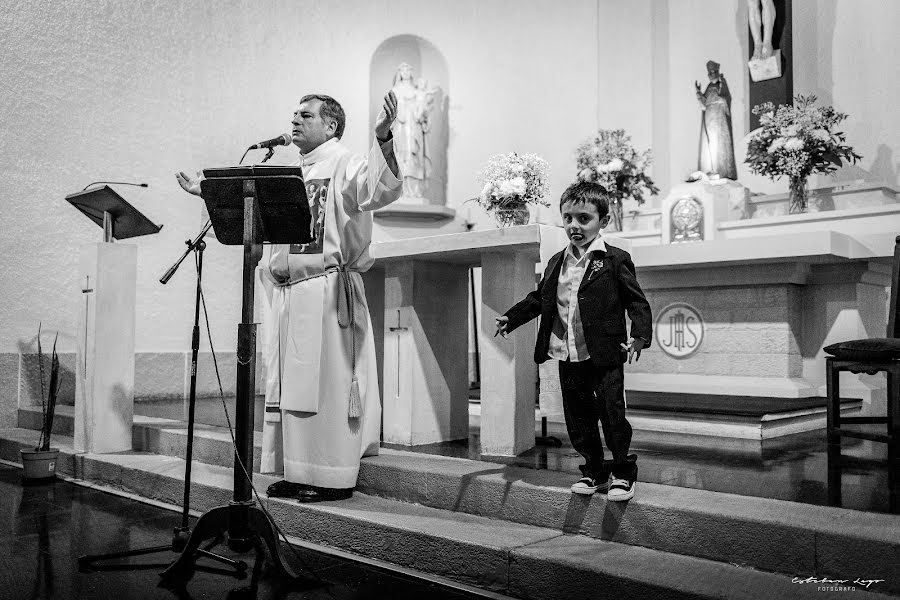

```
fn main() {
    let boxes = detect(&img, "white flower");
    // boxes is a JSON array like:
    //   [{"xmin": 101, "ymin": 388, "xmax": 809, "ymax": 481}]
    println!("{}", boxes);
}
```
[
  {"xmin": 578, "ymin": 168, "xmax": 592, "ymax": 180},
  {"xmin": 607, "ymin": 158, "xmax": 624, "ymax": 172},
  {"xmin": 767, "ymin": 137, "xmax": 786, "ymax": 153},
  {"xmin": 480, "ymin": 182, "xmax": 494, "ymax": 202},
  {"xmin": 784, "ymin": 137, "xmax": 805, "ymax": 151},
  {"xmin": 498, "ymin": 177, "xmax": 526, "ymax": 198},
  {"xmin": 511, "ymin": 164, "xmax": 525, "ymax": 173},
  {"xmin": 781, "ymin": 124, "xmax": 800, "ymax": 137},
  {"xmin": 812, "ymin": 129, "xmax": 830, "ymax": 141}
]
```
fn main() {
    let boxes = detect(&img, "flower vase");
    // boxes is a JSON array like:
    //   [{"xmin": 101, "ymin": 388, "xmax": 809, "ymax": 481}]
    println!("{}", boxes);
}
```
[
  {"xmin": 492, "ymin": 207, "xmax": 530, "ymax": 227},
  {"xmin": 788, "ymin": 176, "xmax": 809, "ymax": 214},
  {"xmin": 607, "ymin": 202, "xmax": 624, "ymax": 232}
]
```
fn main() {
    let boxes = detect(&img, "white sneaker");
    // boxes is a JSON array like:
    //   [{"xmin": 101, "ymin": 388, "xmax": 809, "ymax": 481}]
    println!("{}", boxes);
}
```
[
  {"xmin": 571, "ymin": 475, "xmax": 611, "ymax": 495},
  {"xmin": 570, "ymin": 477, "xmax": 599, "ymax": 495},
  {"xmin": 607, "ymin": 477, "xmax": 635, "ymax": 501}
]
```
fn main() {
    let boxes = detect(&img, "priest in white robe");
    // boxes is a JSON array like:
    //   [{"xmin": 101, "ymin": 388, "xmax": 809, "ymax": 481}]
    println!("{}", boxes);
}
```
[{"xmin": 177, "ymin": 91, "xmax": 401, "ymax": 502}]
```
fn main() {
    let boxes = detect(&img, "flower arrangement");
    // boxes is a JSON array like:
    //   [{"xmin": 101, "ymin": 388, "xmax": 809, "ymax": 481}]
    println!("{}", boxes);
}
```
[
  {"xmin": 746, "ymin": 94, "xmax": 861, "ymax": 212},
  {"xmin": 575, "ymin": 129, "xmax": 659, "ymax": 230},
  {"xmin": 473, "ymin": 152, "xmax": 551, "ymax": 226}
]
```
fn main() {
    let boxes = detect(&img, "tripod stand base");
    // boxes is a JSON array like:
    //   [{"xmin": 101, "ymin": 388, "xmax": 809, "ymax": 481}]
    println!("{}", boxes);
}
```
[
  {"xmin": 78, "ymin": 526, "xmax": 247, "ymax": 574},
  {"xmin": 160, "ymin": 502, "xmax": 311, "ymax": 586}
]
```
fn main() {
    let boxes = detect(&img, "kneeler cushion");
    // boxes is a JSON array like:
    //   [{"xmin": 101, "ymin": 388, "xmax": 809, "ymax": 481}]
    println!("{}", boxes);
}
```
[{"xmin": 824, "ymin": 338, "xmax": 900, "ymax": 361}]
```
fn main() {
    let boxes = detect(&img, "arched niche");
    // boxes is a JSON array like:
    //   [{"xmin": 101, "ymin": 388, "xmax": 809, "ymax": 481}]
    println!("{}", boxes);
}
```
[{"xmin": 370, "ymin": 35, "xmax": 449, "ymax": 209}]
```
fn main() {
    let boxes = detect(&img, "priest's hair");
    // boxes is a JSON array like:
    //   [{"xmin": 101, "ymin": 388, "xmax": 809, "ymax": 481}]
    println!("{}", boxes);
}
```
[{"xmin": 300, "ymin": 93, "xmax": 346, "ymax": 139}]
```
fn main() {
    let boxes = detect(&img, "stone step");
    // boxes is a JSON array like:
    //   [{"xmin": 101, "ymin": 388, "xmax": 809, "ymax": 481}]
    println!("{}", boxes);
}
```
[
  {"xmin": 12, "ymin": 407, "xmax": 900, "ymax": 595},
  {"xmin": 1, "ymin": 427, "xmax": 892, "ymax": 600},
  {"xmin": 19, "ymin": 405, "xmax": 264, "ymax": 470}
]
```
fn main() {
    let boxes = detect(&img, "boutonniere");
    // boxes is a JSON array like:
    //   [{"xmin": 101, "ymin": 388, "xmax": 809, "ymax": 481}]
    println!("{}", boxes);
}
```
[{"xmin": 589, "ymin": 259, "xmax": 604, "ymax": 275}]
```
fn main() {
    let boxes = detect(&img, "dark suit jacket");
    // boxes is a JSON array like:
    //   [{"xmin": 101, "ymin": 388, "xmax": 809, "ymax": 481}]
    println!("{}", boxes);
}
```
[{"xmin": 504, "ymin": 243, "xmax": 652, "ymax": 367}]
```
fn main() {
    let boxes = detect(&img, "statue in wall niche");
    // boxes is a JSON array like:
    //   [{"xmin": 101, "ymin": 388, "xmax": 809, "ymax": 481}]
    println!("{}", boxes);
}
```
[
  {"xmin": 695, "ymin": 60, "xmax": 737, "ymax": 181},
  {"xmin": 391, "ymin": 62, "xmax": 441, "ymax": 199},
  {"xmin": 747, "ymin": 0, "xmax": 776, "ymax": 60}
]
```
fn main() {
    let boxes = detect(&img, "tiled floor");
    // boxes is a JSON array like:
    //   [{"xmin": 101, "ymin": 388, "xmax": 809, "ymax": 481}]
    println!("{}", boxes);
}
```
[
  {"xmin": 130, "ymin": 395, "xmax": 897, "ymax": 515},
  {"xmin": 0, "ymin": 465, "xmax": 499, "ymax": 600}
]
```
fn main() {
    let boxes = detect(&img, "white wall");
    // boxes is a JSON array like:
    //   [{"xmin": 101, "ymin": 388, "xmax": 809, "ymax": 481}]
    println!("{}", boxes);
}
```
[
  {"xmin": 793, "ymin": 0, "xmax": 900, "ymax": 188},
  {"xmin": 0, "ymin": 0, "xmax": 608, "ymax": 355},
  {"xmin": 1, "ymin": 0, "xmax": 898, "ymax": 358}
]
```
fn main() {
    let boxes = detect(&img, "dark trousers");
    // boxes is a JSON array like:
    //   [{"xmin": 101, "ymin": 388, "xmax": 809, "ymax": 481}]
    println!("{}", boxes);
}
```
[{"xmin": 559, "ymin": 360, "xmax": 636, "ymax": 480}]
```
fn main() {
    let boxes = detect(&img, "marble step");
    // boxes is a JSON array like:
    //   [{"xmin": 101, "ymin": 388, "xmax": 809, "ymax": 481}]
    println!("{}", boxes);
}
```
[
  {"xmin": 13, "ymin": 406, "xmax": 900, "ymax": 595},
  {"xmin": 1, "ymin": 427, "xmax": 893, "ymax": 600}
]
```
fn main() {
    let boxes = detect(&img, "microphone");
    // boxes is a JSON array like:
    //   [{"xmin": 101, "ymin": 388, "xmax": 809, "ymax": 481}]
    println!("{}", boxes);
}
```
[
  {"xmin": 82, "ymin": 181, "xmax": 149, "ymax": 191},
  {"xmin": 248, "ymin": 133, "xmax": 291, "ymax": 150}
]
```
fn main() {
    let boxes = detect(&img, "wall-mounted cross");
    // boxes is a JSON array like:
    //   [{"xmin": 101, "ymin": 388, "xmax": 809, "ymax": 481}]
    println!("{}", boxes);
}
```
[{"xmin": 81, "ymin": 275, "xmax": 93, "ymax": 376}]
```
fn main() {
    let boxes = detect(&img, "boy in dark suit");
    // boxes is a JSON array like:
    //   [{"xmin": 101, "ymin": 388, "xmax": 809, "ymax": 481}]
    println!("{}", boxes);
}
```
[{"xmin": 495, "ymin": 181, "xmax": 652, "ymax": 500}]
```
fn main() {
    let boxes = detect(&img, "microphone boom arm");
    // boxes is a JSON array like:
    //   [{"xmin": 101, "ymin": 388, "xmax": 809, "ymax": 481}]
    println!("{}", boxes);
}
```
[{"xmin": 160, "ymin": 220, "xmax": 213, "ymax": 284}]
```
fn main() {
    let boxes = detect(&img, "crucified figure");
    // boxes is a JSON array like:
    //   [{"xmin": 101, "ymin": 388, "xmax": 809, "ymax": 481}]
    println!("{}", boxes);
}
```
[{"xmin": 747, "ymin": 0, "xmax": 776, "ymax": 60}]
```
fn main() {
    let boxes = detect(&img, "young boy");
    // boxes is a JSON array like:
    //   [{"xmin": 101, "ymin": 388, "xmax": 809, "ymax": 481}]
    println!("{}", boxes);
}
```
[{"xmin": 495, "ymin": 181, "xmax": 652, "ymax": 501}]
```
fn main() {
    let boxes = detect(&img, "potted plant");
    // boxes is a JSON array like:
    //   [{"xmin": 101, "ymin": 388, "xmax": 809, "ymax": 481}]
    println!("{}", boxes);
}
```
[
  {"xmin": 746, "ymin": 94, "xmax": 861, "ymax": 213},
  {"xmin": 20, "ymin": 323, "xmax": 61, "ymax": 482},
  {"xmin": 471, "ymin": 152, "xmax": 551, "ymax": 227},
  {"xmin": 575, "ymin": 129, "xmax": 659, "ymax": 231}
]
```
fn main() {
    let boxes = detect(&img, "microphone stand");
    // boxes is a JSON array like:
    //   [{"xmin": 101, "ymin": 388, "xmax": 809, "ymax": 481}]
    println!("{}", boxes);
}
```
[{"xmin": 79, "ymin": 220, "xmax": 247, "ymax": 577}]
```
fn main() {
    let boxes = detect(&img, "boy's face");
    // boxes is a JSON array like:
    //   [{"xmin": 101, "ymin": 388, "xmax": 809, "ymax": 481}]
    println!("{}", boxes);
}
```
[{"xmin": 561, "ymin": 200, "xmax": 609, "ymax": 249}]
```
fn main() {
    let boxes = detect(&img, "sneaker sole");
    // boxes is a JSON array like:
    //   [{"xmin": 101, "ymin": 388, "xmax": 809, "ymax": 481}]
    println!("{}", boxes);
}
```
[
  {"xmin": 607, "ymin": 487, "xmax": 635, "ymax": 502},
  {"xmin": 570, "ymin": 486, "xmax": 598, "ymax": 495}
]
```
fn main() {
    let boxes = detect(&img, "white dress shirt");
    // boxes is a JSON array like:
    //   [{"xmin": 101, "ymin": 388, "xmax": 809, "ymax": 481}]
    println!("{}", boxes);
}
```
[{"xmin": 547, "ymin": 235, "xmax": 607, "ymax": 362}]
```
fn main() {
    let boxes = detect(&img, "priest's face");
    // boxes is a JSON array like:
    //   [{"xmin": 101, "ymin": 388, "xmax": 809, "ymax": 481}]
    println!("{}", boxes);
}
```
[
  {"xmin": 561, "ymin": 200, "xmax": 609, "ymax": 249},
  {"xmin": 292, "ymin": 99, "xmax": 337, "ymax": 154}
]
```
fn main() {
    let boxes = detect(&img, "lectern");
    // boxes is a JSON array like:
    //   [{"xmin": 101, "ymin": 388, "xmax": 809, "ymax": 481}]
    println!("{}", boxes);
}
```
[
  {"xmin": 161, "ymin": 166, "xmax": 311, "ymax": 582},
  {"xmin": 65, "ymin": 185, "xmax": 161, "ymax": 454}
]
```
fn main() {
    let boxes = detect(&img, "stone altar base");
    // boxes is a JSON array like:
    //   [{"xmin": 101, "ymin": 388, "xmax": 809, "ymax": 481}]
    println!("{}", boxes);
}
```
[
  {"xmin": 622, "ymin": 391, "xmax": 862, "ymax": 441},
  {"xmin": 629, "ymin": 231, "xmax": 895, "ymax": 424}
]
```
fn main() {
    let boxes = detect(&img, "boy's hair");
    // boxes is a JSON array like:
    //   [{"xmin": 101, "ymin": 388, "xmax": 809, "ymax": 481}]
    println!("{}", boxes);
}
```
[
  {"xmin": 560, "ymin": 181, "xmax": 610, "ymax": 219},
  {"xmin": 299, "ymin": 93, "xmax": 346, "ymax": 139}
]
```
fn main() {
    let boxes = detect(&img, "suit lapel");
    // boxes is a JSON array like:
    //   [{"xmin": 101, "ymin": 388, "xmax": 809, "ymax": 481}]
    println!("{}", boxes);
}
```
[
  {"xmin": 578, "ymin": 250, "xmax": 610, "ymax": 292},
  {"xmin": 546, "ymin": 251, "xmax": 565, "ymax": 288}
]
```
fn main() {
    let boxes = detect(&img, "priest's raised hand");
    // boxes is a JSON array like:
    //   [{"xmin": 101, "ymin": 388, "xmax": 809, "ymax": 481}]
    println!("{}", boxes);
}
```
[
  {"xmin": 374, "ymin": 90, "xmax": 398, "ymax": 141},
  {"xmin": 374, "ymin": 90, "xmax": 400, "ymax": 179},
  {"xmin": 175, "ymin": 171, "xmax": 202, "ymax": 197}
]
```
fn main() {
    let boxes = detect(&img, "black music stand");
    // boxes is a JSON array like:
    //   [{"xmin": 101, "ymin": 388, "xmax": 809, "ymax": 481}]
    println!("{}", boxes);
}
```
[
  {"xmin": 160, "ymin": 166, "xmax": 312, "ymax": 583},
  {"xmin": 66, "ymin": 185, "xmax": 161, "ymax": 241}
]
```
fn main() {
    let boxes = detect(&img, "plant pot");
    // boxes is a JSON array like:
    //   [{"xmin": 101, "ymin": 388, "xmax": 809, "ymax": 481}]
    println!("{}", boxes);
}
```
[{"xmin": 20, "ymin": 448, "xmax": 60, "ymax": 482}]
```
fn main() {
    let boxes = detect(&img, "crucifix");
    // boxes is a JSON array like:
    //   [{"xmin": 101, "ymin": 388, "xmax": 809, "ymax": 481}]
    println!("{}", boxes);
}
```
[
  {"xmin": 81, "ymin": 275, "xmax": 93, "ymax": 376},
  {"xmin": 387, "ymin": 308, "xmax": 409, "ymax": 398},
  {"xmin": 747, "ymin": 0, "xmax": 793, "ymax": 130}
]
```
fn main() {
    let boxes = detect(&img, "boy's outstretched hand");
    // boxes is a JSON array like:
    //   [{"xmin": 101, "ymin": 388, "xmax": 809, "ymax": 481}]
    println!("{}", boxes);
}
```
[
  {"xmin": 494, "ymin": 316, "xmax": 509, "ymax": 338},
  {"xmin": 620, "ymin": 337, "xmax": 646, "ymax": 363}
]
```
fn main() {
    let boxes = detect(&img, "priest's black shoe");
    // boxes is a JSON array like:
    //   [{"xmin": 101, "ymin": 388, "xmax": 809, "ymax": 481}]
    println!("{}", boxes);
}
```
[
  {"xmin": 266, "ymin": 480, "xmax": 312, "ymax": 498},
  {"xmin": 295, "ymin": 487, "xmax": 353, "ymax": 503}
]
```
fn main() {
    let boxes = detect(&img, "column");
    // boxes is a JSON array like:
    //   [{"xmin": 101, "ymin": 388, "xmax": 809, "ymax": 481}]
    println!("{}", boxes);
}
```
[
  {"xmin": 382, "ymin": 261, "xmax": 468, "ymax": 445},
  {"xmin": 479, "ymin": 251, "xmax": 537, "ymax": 456},
  {"xmin": 74, "ymin": 242, "xmax": 136, "ymax": 453}
]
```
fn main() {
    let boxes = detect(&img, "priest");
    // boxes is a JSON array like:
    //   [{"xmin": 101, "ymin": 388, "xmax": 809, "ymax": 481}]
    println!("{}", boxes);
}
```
[{"xmin": 176, "ymin": 91, "xmax": 401, "ymax": 502}]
